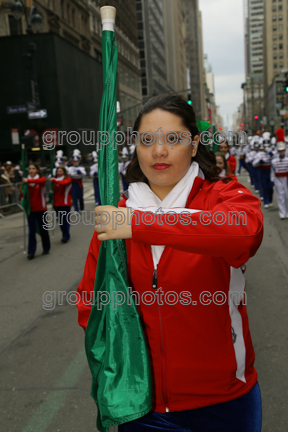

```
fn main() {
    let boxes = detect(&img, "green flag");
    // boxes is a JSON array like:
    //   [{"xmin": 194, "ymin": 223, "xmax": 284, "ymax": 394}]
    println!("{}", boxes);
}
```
[
  {"xmin": 20, "ymin": 144, "xmax": 30, "ymax": 217},
  {"xmin": 196, "ymin": 119, "xmax": 213, "ymax": 132},
  {"xmin": 84, "ymin": 8, "xmax": 152, "ymax": 432}
]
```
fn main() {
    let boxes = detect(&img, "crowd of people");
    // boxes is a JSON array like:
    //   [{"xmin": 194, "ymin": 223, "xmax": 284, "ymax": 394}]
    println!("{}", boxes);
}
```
[
  {"xmin": 1, "ymin": 125, "xmax": 288, "ymax": 259},
  {"xmin": 227, "ymin": 128, "xmax": 288, "ymax": 220}
]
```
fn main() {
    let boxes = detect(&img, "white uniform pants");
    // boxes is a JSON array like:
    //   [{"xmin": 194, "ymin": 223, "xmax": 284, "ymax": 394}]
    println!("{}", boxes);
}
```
[{"xmin": 274, "ymin": 177, "xmax": 288, "ymax": 217}]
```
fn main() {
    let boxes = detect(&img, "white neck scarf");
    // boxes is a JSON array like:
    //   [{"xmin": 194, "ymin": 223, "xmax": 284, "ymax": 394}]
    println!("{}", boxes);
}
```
[
  {"xmin": 126, "ymin": 162, "xmax": 202, "ymax": 268},
  {"xmin": 55, "ymin": 175, "xmax": 64, "ymax": 181},
  {"xmin": 27, "ymin": 173, "xmax": 39, "ymax": 186}
]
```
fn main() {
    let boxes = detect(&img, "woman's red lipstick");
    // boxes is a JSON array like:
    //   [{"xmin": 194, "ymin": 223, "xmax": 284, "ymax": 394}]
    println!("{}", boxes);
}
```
[{"xmin": 153, "ymin": 163, "xmax": 170, "ymax": 170}]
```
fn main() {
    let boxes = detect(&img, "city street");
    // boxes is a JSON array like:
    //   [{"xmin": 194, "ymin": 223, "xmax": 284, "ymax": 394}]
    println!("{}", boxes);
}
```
[{"xmin": 0, "ymin": 173, "xmax": 287, "ymax": 432}]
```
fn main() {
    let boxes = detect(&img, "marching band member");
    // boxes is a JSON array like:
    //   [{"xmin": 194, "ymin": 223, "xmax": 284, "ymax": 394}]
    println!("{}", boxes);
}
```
[
  {"xmin": 215, "ymin": 152, "xmax": 238, "ymax": 181},
  {"xmin": 219, "ymin": 141, "xmax": 237, "ymax": 174},
  {"xmin": 78, "ymin": 95, "xmax": 263, "ymax": 432},
  {"xmin": 271, "ymin": 141, "xmax": 288, "ymax": 219},
  {"xmin": 22, "ymin": 164, "xmax": 50, "ymax": 260},
  {"xmin": 245, "ymin": 143, "xmax": 256, "ymax": 188},
  {"xmin": 119, "ymin": 147, "xmax": 130, "ymax": 191},
  {"xmin": 53, "ymin": 150, "xmax": 65, "ymax": 176},
  {"xmin": 252, "ymin": 141, "xmax": 273, "ymax": 208},
  {"xmin": 50, "ymin": 166, "xmax": 72, "ymax": 243},
  {"xmin": 68, "ymin": 156, "xmax": 86, "ymax": 212},
  {"xmin": 90, "ymin": 151, "xmax": 101, "ymax": 205}
]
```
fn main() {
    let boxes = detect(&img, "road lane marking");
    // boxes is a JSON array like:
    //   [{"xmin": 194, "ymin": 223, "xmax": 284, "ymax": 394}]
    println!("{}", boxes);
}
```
[{"xmin": 21, "ymin": 347, "xmax": 87, "ymax": 432}]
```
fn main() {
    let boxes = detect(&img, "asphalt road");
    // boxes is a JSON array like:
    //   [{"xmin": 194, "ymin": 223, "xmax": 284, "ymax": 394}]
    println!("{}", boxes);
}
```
[{"xmin": 0, "ymin": 173, "xmax": 287, "ymax": 432}]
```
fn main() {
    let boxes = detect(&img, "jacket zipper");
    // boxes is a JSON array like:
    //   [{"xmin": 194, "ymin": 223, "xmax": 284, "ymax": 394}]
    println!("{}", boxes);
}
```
[{"xmin": 152, "ymin": 265, "xmax": 169, "ymax": 412}]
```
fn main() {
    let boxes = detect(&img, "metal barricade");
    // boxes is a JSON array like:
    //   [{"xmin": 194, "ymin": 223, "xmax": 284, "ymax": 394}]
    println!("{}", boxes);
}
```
[
  {"xmin": 0, "ymin": 182, "xmax": 23, "ymax": 217},
  {"xmin": 0, "ymin": 182, "xmax": 27, "ymax": 253}
]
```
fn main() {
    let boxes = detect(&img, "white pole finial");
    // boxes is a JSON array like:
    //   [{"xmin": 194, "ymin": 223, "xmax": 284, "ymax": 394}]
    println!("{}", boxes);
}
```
[{"xmin": 100, "ymin": 6, "xmax": 116, "ymax": 32}]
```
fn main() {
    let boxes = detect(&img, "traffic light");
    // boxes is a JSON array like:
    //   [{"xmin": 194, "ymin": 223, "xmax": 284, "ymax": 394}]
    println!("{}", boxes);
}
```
[
  {"xmin": 187, "ymin": 93, "xmax": 192, "ymax": 105},
  {"xmin": 285, "ymin": 80, "xmax": 288, "ymax": 92},
  {"xmin": 254, "ymin": 115, "xmax": 258, "ymax": 120}
]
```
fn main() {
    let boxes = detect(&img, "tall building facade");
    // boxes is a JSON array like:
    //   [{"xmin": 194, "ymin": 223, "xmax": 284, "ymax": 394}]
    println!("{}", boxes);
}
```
[
  {"xmin": 247, "ymin": 0, "xmax": 264, "ymax": 80},
  {"xmin": 241, "ymin": 0, "xmax": 265, "ymax": 133},
  {"xmin": 264, "ymin": 0, "xmax": 287, "ymax": 88},
  {"xmin": 163, "ymin": 0, "xmax": 187, "ymax": 96},
  {"xmin": 136, "ymin": 0, "xmax": 168, "ymax": 98},
  {"xmin": 185, "ymin": 0, "xmax": 206, "ymax": 121},
  {"xmin": 0, "ymin": 0, "xmax": 91, "ymax": 52},
  {"xmin": 244, "ymin": 0, "xmax": 250, "ymax": 79},
  {"xmin": 263, "ymin": 0, "xmax": 288, "ymax": 125},
  {"xmin": 0, "ymin": 0, "xmax": 142, "ymax": 131}
]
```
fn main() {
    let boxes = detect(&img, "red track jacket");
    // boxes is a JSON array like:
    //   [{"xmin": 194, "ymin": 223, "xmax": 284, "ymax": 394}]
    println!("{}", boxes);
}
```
[
  {"xmin": 51, "ymin": 177, "xmax": 72, "ymax": 207},
  {"xmin": 27, "ymin": 177, "xmax": 47, "ymax": 212},
  {"xmin": 77, "ymin": 177, "xmax": 263, "ymax": 413}
]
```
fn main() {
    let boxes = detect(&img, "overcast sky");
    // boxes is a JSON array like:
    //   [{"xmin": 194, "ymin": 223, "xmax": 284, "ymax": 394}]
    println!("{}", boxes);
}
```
[{"xmin": 199, "ymin": 0, "xmax": 245, "ymax": 129}]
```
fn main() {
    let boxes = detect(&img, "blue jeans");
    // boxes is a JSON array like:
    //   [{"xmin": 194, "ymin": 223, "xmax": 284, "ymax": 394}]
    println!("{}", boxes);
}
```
[{"xmin": 118, "ymin": 382, "xmax": 262, "ymax": 432}]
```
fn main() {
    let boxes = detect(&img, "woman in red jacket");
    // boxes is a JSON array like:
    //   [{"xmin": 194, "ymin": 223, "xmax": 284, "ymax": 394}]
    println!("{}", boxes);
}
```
[
  {"xmin": 219, "ymin": 141, "xmax": 237, "ymax": 174},
  {"xmin": 50, "ymin": 166, "xmax": 72, "ymax": 243},
  {"xmin": 77, "ymin": 95, "xmax": 263, "ymax": 432},
  {"xmin": 22, "ymin": 163, "xmax": 50, "ymax": 260},
  {"xmin": 215, "ymin": 151, "xmax": 238, "ymax": 181}
]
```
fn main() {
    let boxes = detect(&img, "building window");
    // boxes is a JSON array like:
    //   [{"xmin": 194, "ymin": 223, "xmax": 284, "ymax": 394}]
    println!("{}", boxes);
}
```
[
  {"xmin": 279, "ymin": 34, "xmax": 283, "ymax": 40},
  {"xmin": 273, "ymin": 34, "xmax": 277, "ymax": 40},
  {"xmin": 61, "ymin": 0, "xmax": 64, "ymax": 19},
  {"xmin": 279, "ymin": 24, "xmax": 283, "ymax": 31},
  {"xmin": 279, "ymin": 52, "xmax": 283, "ymax": 58},
  {"xmin": 274, "ymin": 63, "xmax": 278, "ymax": 69},
  {"xmin": 279, "ymin": 5, "xmax": 282, "ymax": 10},
  {"xmin": 272, "ymin": 6, "xmax": 276, "ymax": 12},
  {"xmin": 273, "ymin": 53, "xmax": 277, "ymax": 59},
  {"xmin": 8, "ymin": 15, "xmax": 22, "ymax": 35},
  {"xmin": 280, "ymin": 62, "xmax": 284, "ymax": 68},
  {"xmin": 272, "ymin": 15, "xmax": 277, "ymax": 21},
  {"xmin": 279, "ymin": 43, "xmax": 283, "ymax": 49},
  {"xmin": 279, "ymin": 15, "xmax": 283, "ymax": 20},
  {"xmin": 273, "ymin": 44, "xmax": 277, "ymax": 50},
  {"xmin": 273, "ymin": 25, "xmax": 277, "ymax": 31}
]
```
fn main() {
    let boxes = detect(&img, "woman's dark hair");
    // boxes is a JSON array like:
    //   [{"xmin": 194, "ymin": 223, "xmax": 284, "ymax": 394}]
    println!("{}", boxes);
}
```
[
  {"xmin": 126, "ymin": 94, "xmax": 224, "ymax": 184},
  {"xmin": 28, "ymin": 163, "xmax": 43, "ymax": 177},
  {"xmin": 56, "ymin": 165, "xmax": 68, "ymax": 178}
]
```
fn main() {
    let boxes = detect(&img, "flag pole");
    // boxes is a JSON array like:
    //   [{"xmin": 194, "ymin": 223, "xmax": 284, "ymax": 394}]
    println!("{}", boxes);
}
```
[{"xmin": 84, "ymin": 6, "xmax": 152, "ymax": 432}]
